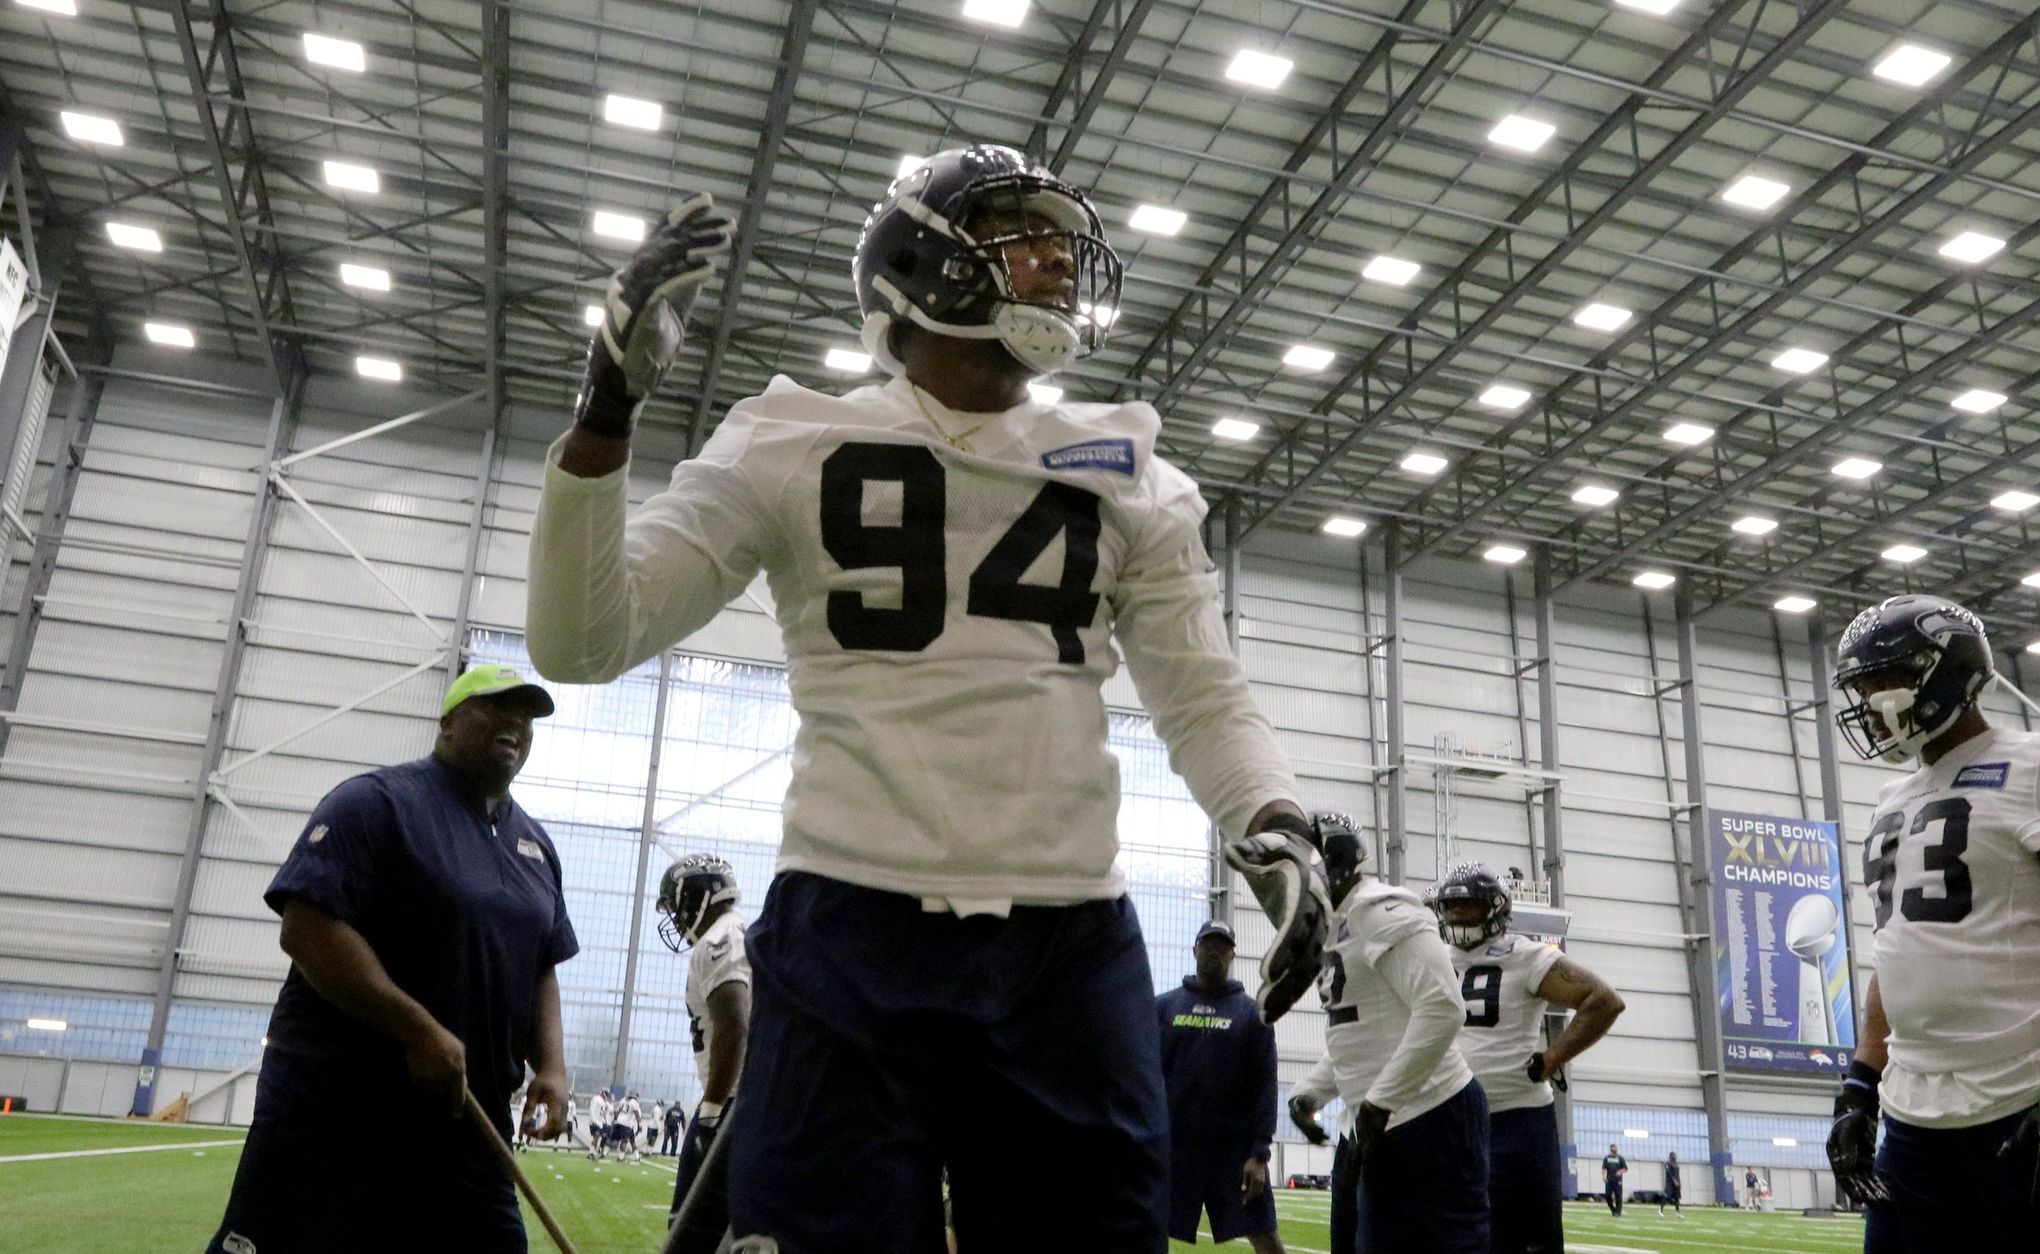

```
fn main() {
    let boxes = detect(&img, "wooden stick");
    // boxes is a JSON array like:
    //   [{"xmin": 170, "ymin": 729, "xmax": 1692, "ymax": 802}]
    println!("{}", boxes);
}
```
[{"xmin": 465, "ymin": 1087, "xmax": 580, "ymax": 1254}]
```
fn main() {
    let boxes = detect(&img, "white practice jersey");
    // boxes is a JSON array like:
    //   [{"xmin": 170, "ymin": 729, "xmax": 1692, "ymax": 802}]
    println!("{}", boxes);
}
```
[
  {"xmin": 528, "ymin": 375, "xmax": 1296, "ymax": 909},
  {"xmin": 1318, "ymin": 880, "xmax": 1476, "ymax": 1129},
  {"xmin": 622, "ymin": 1097, "xmax": 642, "ymax": 1131},
  {"xmin": 589, "ymin": 1092, "xmax": 611, "ymax": 1125},
  {"xmin": 1447, "ymin": 932, "xmax": 1564, "ymax": 1113},
  {"xmin": 686, "ymin": 911, "xmax": 752, "ymax": 1075},
  {"xmin": 1864, "ymin": 726, "xmax": 2040, "ymax": 1127}
]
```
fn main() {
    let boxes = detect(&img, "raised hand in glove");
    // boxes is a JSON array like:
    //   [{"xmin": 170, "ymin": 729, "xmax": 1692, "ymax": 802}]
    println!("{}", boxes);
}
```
[
  {"xmin": 1997, "ymin": 1103, "xmax": 2040, "ymax": 1207},
  {"xmin": 1222, "ymin": 811, "xmax": 1332, "ymax": 1023},
  {"xmin": 576, "ymin": 194, "xmax": 737, "ymax": 438},
  {"xmin": 1287, "ymin": 1093, "xmax": 1330, "ymax": 1147},
  {"xmin": 1826, "ymin": 1060, "xmax": 1888, "ymax": 1204}
]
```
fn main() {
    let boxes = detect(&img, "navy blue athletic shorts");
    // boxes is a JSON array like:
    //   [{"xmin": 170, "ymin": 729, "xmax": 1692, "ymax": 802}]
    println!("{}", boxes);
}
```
[
  {"xmin": 1866, "ymin": 1106, "xmax": 2040, "ymax": 1254},
  {"xmin": 725, "ymin": 872, "xmax": 1170, "ymax": 1253},
  {"xmin": 1487, "ymin": 1103, "xmax": 1563, "ymax": 1254},
  {"xmin": 1167, "ymin": 1142, "xmax": 1277, "ymax": 1243},
  {"xmin": 1355, "ymin": 1079, "xmax": 1490, "ymax": 1254}
]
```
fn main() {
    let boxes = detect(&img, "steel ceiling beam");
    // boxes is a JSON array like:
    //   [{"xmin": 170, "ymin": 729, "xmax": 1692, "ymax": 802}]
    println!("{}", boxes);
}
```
[
  {"xmin": 1045, "ymin": 0, "xmax": 1159, "ymax": 172},
  {"xmin": 166, "ymin": 1, "xmax": 300, "ymax": 396},
  {"xmin": 482, "ymin": 0, "xmax": 509, "ymax": 425},
  {"xmin": 686, "ymin": 0, "xmax": 818, "ymax": 454},
  {"xmin": 1109, "ymin": 0, "xmax": 1450, "ymax": 403},
  {"xmin": 1227, "ymin": 0, "xmax": 1841, "ymax": 542},
  {"xmin": 1021, "ymin": 0, "xmax": 1117, "ymax": 164}
]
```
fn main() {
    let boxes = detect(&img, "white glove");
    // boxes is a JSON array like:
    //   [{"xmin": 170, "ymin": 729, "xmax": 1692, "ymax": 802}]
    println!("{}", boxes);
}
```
[
  {"xmin": 575, "ymin": 194, "xmax": 736, "ymax": 436},
  {"xmin": 1223, "ymin": 814, "xmax": 1331, "ymax": 1023}
]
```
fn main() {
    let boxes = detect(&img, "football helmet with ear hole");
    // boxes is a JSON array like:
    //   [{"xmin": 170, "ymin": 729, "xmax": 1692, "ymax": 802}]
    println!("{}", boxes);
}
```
[
  {"xmin": 1833, "ymin": 594, "xmax": 1993, "ymax": 764},
  {"xmin": 656, "ymin": 854, "xmax": 740, "ymax": 951},
  {"xmin": 1425, "ymin": 860, "xmax": 1513, "ymax": 950},
  {"xmin": 853, "ymin": 144, "xmax": 1122, "ymax": 377}
]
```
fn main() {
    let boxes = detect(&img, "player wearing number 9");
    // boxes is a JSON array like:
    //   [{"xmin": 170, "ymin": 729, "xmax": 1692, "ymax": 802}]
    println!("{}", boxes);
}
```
[
  {"xmin": 1826, "ymin": 595, "xmax": 2040, "ymax": 1252},
  {"xmin": 525, "ymin": 145, "xmax": 1325, "ymax": 1252}
]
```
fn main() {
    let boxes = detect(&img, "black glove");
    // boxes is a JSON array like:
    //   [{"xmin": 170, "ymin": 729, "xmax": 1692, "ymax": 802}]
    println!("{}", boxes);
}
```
[
  {"xmin": 1525, "ymin": 1050, "xmax": 1567, "ymax": 1091},
  {"xmin": 1222, "ymin": 812, "xmax": 1332, "ymax": 1023},
  {"xmin": 1287, "ymin": 1094, "xmax": 1329, "ymax": 1146},
  {"xmin": 575, "ymin": 194, "xmax": 736, "ymax": 438},
  {"xmin": 1998, "ymin": 1103, "xmax": 2040, "ymax": 1207},
  {"xmin": 1826, "ymin": 1060, "xmax": 1887, "ymax": 1204},
  {"xmin": 1355, "ymin": 1101, "xmax": 1391, "ymax": 1166}
]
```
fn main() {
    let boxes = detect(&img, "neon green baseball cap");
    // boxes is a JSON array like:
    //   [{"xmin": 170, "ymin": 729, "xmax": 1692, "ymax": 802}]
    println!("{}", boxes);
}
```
[{"xmin": 442, "ymin": 663, "xmax": 555, "ymax": 718}]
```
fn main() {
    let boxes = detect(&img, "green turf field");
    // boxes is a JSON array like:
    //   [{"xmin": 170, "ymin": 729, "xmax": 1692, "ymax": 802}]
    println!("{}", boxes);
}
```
[{"xmin": 3, "ymin": 1115, "xmax": 1862, "ymax": 1253}]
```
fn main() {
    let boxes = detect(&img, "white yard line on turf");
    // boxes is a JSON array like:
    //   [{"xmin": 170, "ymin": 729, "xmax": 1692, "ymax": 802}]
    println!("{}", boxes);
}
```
[
  {"xmin": 1568, "ymin": 1245, "xmax": 1659, "ymax": 1254},
  {"xmin": 0, "ymin": 1138, "xmax": 244, "ymax": 1164}
]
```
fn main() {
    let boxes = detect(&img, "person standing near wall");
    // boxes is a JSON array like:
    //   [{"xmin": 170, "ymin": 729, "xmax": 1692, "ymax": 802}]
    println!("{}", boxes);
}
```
[
  {"xmin": 1602, "ymin": 1145, "xmax": 1628, "ymax": 1216},
  {"xmin": 203, "ymin": 665, "xmax": 577, "ymax": 1252},
  {"xmin": 1658, "ymin": 1152, "xmax": 1682, "ymax": 1216},
  {"xmin": 1156, "ymin": 920, "xmax": 1284, "ymax": 1254},
  {"xmin": 1742, "ymin": 1167, "xmax": 1760, "ymax": 1210}
]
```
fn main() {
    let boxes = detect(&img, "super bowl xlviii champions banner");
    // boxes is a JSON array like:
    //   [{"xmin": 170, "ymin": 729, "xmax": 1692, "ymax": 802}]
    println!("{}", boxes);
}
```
[{"xmin": 1708, "ymin": 809, "xmax": 1857, "ymax": 1076}]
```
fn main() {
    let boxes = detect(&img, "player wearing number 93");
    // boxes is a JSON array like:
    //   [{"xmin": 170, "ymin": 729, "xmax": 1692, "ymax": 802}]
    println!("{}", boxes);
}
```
[
  {"xmin": 525, "ymin": 144, "xmax": 1329, "ymax": 1253},
  {"xmin": 1825, "ymin": 595, "xmax": 2040, "ymax": 1253},
  {"xmin": 1426, "ymin": 861, "xmax": 1624, "ymax": 1254}
]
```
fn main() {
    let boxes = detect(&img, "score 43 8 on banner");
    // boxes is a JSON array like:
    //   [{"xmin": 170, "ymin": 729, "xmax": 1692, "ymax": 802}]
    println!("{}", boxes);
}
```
[{"xmin": 1708, "ymin": 809, "xmax": 1858, "ymax": 1076}]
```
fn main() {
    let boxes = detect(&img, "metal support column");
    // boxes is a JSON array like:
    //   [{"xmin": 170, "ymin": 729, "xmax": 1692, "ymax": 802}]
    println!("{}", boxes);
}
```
[
  {"xmin": 613, "ymin": 651, "xmax": 676, "ymax": 1087},
  {"xmin": 135, "ymin": 391, "xmax": 298, "ymax": 1115},
  {"xmin": 1358, "ymin": 547, "xmax": 1385, "ymax": 866},
  {"xmin": 1805, "ymin": 613, "xmax": 1863, "ymax": 1033},
  {"xmin": 1531, "ymin": 548, "xmax": 1573, "ymax": 1158},
  {"xmin": 0, "ymin": 367, "xmax": 102, "ymax": 756},
  {"xmin": 443, "ymin": 426, "xmax": 498, "ymax": 682},
  {"xmin": 1382, "ymin": 523, "xmax": 1407, "ymax": 885},
  {"xmin": 1670, "ymin": 587, "xmax": 1734, "ymax": 1204},
  {"xmin": 1210, "ymin": 494, "xmax": 1242, "ymax": 927},
  {"xmin": 0, "ymin": 284, "xmax": 57, "ymax": 498}
]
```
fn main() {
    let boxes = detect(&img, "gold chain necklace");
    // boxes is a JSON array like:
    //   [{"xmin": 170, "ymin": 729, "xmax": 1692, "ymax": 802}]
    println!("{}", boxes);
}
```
[{"xmin": 910, "ymin": 384, "xmax": 987, "ymax": 453}]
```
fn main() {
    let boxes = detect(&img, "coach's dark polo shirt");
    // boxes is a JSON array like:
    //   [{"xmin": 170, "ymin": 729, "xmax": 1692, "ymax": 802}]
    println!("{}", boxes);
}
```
[{"xmin": 258, "ymin": 756, "xmax": 578, "ymax": 1122}]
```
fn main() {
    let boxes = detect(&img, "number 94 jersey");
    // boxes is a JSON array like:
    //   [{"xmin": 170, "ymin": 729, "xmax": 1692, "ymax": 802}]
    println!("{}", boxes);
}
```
[
  {"xmin": 1863, "ymin": 727, "xmax": 2040, "ymax": 1127},
  {"xmin": 527, "ymin": 375, "xmax": 1296, "ymax": 909},
  {"xmin": 1447, "ymin": 933, "xmax": 1563, "ymax": 1113}
]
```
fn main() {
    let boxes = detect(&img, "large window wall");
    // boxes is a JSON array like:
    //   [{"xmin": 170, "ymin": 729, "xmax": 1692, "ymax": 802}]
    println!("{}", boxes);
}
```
[{"xmin": 466, "ymin": 630, "xmax": 1211, "ymax": 1109}]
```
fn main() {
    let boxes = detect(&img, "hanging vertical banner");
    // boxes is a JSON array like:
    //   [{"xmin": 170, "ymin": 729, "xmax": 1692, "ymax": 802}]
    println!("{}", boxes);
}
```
[{"xmin": 1708, "ymin": 809, "xmax": 1857, "ymax": 1075}]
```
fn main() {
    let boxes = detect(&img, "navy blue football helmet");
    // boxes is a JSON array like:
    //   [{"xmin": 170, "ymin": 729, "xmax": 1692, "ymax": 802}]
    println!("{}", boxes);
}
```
[
  {"xmin": 1426, "ymin": 861, "xmax": 1512, "ymax": 949},
  {"xmin": 1833, "ymin": 595, "xmax": 1993, "ymax": 763},
  {"xmin": 1312, "ymin": 812, "xmax": 1367, "ymax": 906},
  {"xmin": 853, "ymin": 144, "xmax": 1121, "ymax": 376},
  {"xmin": 656, "ymin": 854, "xmax": 740, "ymax": 951}
]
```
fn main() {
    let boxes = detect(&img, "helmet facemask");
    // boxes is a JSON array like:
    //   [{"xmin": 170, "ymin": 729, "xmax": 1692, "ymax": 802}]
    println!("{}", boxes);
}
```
[
  {"xmin": 655, "ymin": 855, "xmax": 739, "ymax": 951},
  {"xmin": 1835, "ymin": 654, "xmax": 1944, "ymax": 764},
  {"xmin": 1426, "ymin": 861, "xmax": 1512, "ymax": 949}
]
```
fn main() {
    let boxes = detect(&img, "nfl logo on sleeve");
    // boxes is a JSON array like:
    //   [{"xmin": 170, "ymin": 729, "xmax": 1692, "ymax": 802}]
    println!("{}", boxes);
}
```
[{"xmin": 1954, "ymin": 762, "xmax": 2009, "ymax": 789}]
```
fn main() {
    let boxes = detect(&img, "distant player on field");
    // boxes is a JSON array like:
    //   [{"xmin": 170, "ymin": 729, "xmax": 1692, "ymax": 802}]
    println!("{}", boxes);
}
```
[
  {"xmin": 1313, "ymin": 814, "xmax": 1490, "ymax": 1253},
  {"xmin": 1824, "ymin": 596, "xmax": 2040, "ymax": 1252},
  {"xmin": 525, "ymin": 143, "xmax": 1329, "ymax": 1250},
  {"xmin": 1156, "ymin": 920, "xmax": 1284, "ymax": 1252},
  {"xmin": 1658, "ymin": 1152, "xmax": 1682, "ymax": 1216},
  {"xmin": 659, "ymin": 854, "xmax": 750, "ymax": 1242},
  {"xmin": 588, "ymin": 1088, "xmax": 611, "ymax": 1159},
  {"xmin": 1426, "ymin": 860, "xmax": 1625, "ymax": 1254}
]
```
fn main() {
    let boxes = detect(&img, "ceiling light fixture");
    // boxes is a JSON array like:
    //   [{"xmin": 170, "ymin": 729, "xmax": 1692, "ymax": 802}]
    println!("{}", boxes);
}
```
[
  {"xmin": 961, "ymin": 0, "xmax": 1029, "ymax": 27},
  {"xmin": 1572, "ymin": 484, "xmax": 1620, "ymax": 507},
  {"xmin": 322, "ymin": 160, "xmax": 379, "ymax": 193},
  {"xmin": 1664, "ymin": 423, "xmax": 1714, "ymax": 445},
  {"xmin": 1721, "ymin": 173, "xmax": 1790, "ymax": 210},
  {"xmin": 59, "ymin": 110, "xmax": 123, "ymax": 146},
  {"xmin": 105, "ymin": 222, "xmax": 162, "ymax": 252},
  {"xmin": 1362, "ymin": 255, "xmax": 1421, "ymax": 286},
  {"xmin": 1573, "ymin": 302, "xmax": 1632, "ymax": 332},
  {"xmin": 824, "ymin": 348, "xmax": 872, "ymax": 374},
  {"xmin": 1400, "ymin": 451, "xmax": 1449, "ymax": 477},
  {"xmin": 1322, "ymin": 516, "xmax": 1367, "ymax": 538},
  {"xmin": 1938, "ymin": 231, "xmax": 2005, "ymax": 264},
  {"xmin": 1772, "ymin": 347, "xmax": 1829, "ymax": 374},
  {"xmin": 1731, "ymin": 515, "xmax": 1778, "ymax": 536},
  {"xmin": 1873, "ymin": 44, "xmax": 1952, "ymax": 88},
  {"xmin": 591, "ymin": 210, "xmax": 647, "ymax": 242},
  {"xmin": 1633, "ymin": 571, "xmax": 1676, "ymax": 590},
  {"xmin": 1283, "ymin": 344, "xmax": 1334, "ymax": 371},
  {"xmin": 1832, "ymin": 457, "xmax": 1882, "ymax": 480},
  {"xmin": 1488, "ymin": 114, "xmax": 1555, "ymax": 153},
  {"xmin": 1224, "ymin": 49, "xmax": 1293, "ymax": 90},
  {"xmin": 602, "ymin": 93, "xmax": 663, "ymax": 130},
  {"xmin": 1774, "ymin": 596, "xmax": 1817, "ymax": 614},
  {"xmin": 1479, "ymin": 383, "xmax": 1531, "ymax": 410},
  {"xmin": 142, "ymin": 322, "xmax": 194, "ymax": 348},
  {"xmin": 1881, "ymin": 544, "xmax": 1927, "ymax": 564},
  {"xmin": 1129, "ymin": 204, "xmax": 1188, "ymax": 236},
  {"xmin": 1212, "ymin": 418, "xmax": 1261, "ymax": 441},
  {"xmin": 303, "ymin": 32, "xmax": 366, "ymax": 72},
  {"xmin": 583, "ymin": 304, "xmax": 605, "ymax": 327},
  {"xmin": 1484, "ymin": 544, "xmax": 1527, "ymax": 565},
  {"xmin": 355, "ymin": 355, "xmax": 403, "ymax": 382},
  {"xmin": 1951, "ymin": 389, "xmax": 2007, "ymax": 414},
  {"xmin": 16, "ymin": 0, "xmax": 79, "ymax": 15},
  {"xmin": 1990, "ymin": 491, "xmax": 2039, "ymax": 513},
  {"xmin": 339, "ymin": 262, "xmax": 390, "ymax": 292}
]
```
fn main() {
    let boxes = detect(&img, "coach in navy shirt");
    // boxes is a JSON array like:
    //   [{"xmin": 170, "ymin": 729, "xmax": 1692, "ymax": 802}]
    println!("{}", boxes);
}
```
[
  {"xmin": 1158, "ymin": 920, "xmax": 1285, "ymax": 1252},
  {"xmin": 207, "ymin": 664, "xmax": 578, "ymax": 1253}
]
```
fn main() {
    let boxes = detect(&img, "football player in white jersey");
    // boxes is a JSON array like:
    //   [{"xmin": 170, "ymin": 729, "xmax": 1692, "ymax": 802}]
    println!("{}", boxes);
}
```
[
  {"xmin": 657, "ymin": 855, "xmax": 750, "ymax": 1244},
  {"xmin": 1312, "ymin": 815, "xmax": 1491, "ymax": 1253},
  {"xmin": 1824, "ymin": 595, "xmax": 2040, "ymax": 1252},
  {"xmin": 1426, "ymin": 861, "xmax": 1625, "ymax": 1254},
  {"xmin": 527, "ymin": 144, "xmax": 1328, "ymax": 1251},
  {"xmin": 587, "ymin": 1088, "xmax": 612, "ymax": 1160}
]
